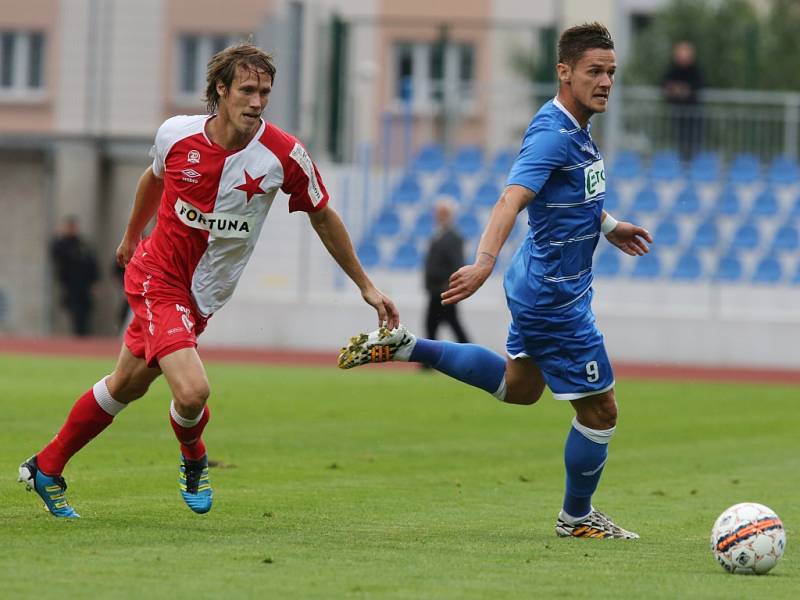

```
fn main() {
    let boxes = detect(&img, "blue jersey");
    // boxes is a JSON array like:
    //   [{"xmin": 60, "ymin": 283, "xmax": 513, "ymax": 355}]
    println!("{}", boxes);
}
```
[{"xmin": 505, "ymin": 98, "xmax": 606, "ymax": 311}]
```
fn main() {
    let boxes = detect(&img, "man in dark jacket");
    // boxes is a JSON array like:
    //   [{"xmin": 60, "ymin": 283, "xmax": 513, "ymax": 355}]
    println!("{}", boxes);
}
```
[
  {"xmin": 662, "ymin": 41, "xmax": 705, "ymax": 160},
  {"xmin": 424, "ymin": 199, "xmax": 470, "ymax": 344},
  {"xmin": 50, "ymin": 216, "xmax": 98, "ymax": 336}
]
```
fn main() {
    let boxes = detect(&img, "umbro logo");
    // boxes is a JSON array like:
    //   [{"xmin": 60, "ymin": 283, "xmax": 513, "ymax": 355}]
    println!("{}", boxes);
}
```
[{"xmin": 181, "ymin": 168, "xmax": 201, "ymax": 184}]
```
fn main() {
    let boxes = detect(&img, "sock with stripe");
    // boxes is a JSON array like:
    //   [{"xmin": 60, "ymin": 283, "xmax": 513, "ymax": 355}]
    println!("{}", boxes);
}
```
[
  {"xmin": 562, "ymin": 417, "xmax": 615, "ymax": 521},
  {"xmin": 36, "ymin": 377, "xmax": 127, "ymax": 476},
  {"xmin": 169, "ymin": 401, "xmax": 210, "ymax": 461},
  {"xmin": 409, "ymin": 338, "xmax": 507, "ymax": 399}
]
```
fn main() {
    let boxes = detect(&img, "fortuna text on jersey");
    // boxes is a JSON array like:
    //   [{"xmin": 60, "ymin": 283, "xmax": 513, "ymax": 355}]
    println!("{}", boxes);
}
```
[{"xmin": 175, "ymin": 198, "xmax": 254, "ymax": 238}]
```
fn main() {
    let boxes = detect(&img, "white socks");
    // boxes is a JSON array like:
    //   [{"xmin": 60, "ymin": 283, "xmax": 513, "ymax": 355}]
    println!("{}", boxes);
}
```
[{"xmin": 93, "ymin": 377, "xmax": 127, "ymax": 416}]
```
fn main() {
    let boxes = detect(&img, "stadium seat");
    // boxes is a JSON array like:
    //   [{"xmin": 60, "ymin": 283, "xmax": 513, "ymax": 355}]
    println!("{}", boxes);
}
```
[
  {"xmin": 390, "ymin": 242, "xmax": 420, "ymax": 269},
  {"xmin": 654, "ymin": 220, "xmax": 681, "ymax": 247},
  {"xmin": 672, "ymin": 251, "xmax": 703, "ymax": 281},
  {"xmin": 632, "ymin": 187, "xmax": 660, "ymax": 213},
  {"xmin": 610, "ymin": 150, "xmax": 642, "ymax": 179},
  {"xmin": 767, "ymin": 155, "xmax": 800, "ymax": 185},
  {"xmin": 692, "ymin": 219, "xmax": 719, "ymax": 249},
  {"xmin": 450, "ymin": 145, "xmax": 484, "ymax": 174},
  {"xmin": 790, "ymin": 196, "xmax": 800, "ymax": 219},
  {"xmin": 603, "ymin": 183, "xmax": 620, "ymax": 212},
  {"xmin": 491, "ymin": 148, "xmax": 516, "ymax": 175},
  {"xmin": 728, "ymin": 153, "xmax": 761, "ymax": 184},
  {"xmin": 671, "ymin": 185, "xmax": 701, "ymax": 215},
  {"xmin": 435, "ymin": 179, "xmax": 462, "ymax": 201},
  {"xmin": 412, "ymin": 143, "xmax": 445, "ymax": 173},
  {"xmin": 749, "ymin": 188, "xmax": 779, "ymax": 218},
  {"xmin": 751, "ymin": 256, "xmax": 782, "ymax": 284},
  {"xmin": 714, "ymin": 185, "xmax": 741, "ymax": 216},
  {"xmin": 715, "ymin": 256, "xmax": 743, "ymax": 282},
  {"xmin": 357, "ymin": 240, "xmax": 381, "ymax": 268},
  {"xmin": 593, "ymin": 249, "xmax": 620, "ymax": 277},
  {"xmin": 688, "ymin": 152, "xmax": 721, "ymax": 183},
  {"xmin": 390, "ymin": 175, "xmax": 423, "ymax": 205},
  {"xmin": 649, "ymin": 150, "xmax": 682, "ymax": 181},
  {"xmin": 773, "ymin": 224, "xmax": 799, "ymax": 252},
  {"xmin": 730, "ymin": 222, "xmax": 760, "ymax": 250},
  {"xmin": 456, "ymin": 213, "xmax": 481, "ymax": 240},
  {"xmin": 630, "ymin": 252, "xmax": 661, "ymax": 279},
  {"xmin": 793, "ymin": 264, "xmax": 800, "ymax": 285},
  {"xmin": 374, "ymin": 209, "xmax": 402, "ymax": 236},
  {"xmin": 472, "ymin": 179, "xmax": 501, "ymax": 208},
  {"xmin": 410, "ymin": 212, "xmax": 435, "ymax": 239}
]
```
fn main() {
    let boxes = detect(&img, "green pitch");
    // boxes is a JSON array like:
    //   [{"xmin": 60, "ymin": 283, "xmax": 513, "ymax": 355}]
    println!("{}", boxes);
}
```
[{"xmin": 0, "ymin": 354, "xmax": 797, "ymax": 599}]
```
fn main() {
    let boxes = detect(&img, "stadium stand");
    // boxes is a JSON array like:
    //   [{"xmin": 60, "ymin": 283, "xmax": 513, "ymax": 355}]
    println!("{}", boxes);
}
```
[{"xmin": 360, "ymin": 146, "xmax": 800, "ymax": 286}]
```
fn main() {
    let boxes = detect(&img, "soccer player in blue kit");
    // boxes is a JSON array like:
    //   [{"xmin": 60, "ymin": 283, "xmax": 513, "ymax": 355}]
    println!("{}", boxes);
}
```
[{"xmin": 339, "ymin": 22, "xmax": 653, "ymax": 539}]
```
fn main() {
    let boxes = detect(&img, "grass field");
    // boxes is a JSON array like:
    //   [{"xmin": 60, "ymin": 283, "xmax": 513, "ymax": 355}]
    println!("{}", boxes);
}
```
[{"xmin": 1, "ymin": 353, "xmax": 797, "ymax": 599}]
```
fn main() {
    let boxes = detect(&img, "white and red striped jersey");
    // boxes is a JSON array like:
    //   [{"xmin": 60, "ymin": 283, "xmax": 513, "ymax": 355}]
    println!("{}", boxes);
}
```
[{"xmin": 130, "ymin": 115, "xmax": 329, "ymax": 317}]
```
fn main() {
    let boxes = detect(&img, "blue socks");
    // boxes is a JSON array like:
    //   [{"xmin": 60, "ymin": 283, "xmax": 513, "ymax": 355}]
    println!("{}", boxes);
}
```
[
  {"xmin": 410, "ymin": 338, "xmax": 506, "ymax": 398},
  {"xmin": 562, "ymin": 418, "xmax": 615, "ymax": 520}
]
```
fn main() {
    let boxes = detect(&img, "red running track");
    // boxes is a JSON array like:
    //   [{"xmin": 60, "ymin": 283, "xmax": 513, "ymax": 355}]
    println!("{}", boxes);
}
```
[{"xmin": 1, "ymin": 335, "xmax": 798, "ymax": 385}]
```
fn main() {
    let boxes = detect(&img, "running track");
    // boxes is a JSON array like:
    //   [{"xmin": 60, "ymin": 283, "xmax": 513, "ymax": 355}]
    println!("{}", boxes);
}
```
[{"xmin": 1, "ymin": 335, "xmax": 798, "ymax": 385}]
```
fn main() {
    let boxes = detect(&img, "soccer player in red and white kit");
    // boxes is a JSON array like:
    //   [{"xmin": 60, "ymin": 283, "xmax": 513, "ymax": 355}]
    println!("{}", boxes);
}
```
[{"xmin": 18, "ymin": 43, "xmax": 399, "ymax": 517}]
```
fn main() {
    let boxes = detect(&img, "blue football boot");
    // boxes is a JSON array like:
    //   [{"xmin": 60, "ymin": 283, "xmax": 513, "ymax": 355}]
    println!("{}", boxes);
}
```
[
  {"xmin": 179, "ymin": 455, "xmax": 213, "ymax": 514},
  {"xmin": 18, "ymin": 456, "xmax": 80, "ymax": 518}
]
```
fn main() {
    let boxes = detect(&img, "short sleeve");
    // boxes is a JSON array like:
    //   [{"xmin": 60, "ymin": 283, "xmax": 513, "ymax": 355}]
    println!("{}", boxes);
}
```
[
  {"xmin": 506, "ymin": 125, "xmax": 567, "ymax": 194},
  {"xmin": 149, "ymin": 121, "xmax": 171, "ymax": 179},
  {"xmin": 282, "ymin": 141, "xmax": 330, "ymax": 213}
]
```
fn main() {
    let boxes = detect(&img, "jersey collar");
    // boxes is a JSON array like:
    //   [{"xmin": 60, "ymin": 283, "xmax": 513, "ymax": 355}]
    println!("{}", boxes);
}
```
[{"xmin": 552, "ymin": 97, "xmax": 585, "ymax": 131}]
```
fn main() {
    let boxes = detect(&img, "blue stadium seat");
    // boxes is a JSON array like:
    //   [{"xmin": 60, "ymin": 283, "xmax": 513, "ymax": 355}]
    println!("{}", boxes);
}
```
[
  {"xmin": 410, "ymin": 212, "xmax": 434, "ymax": 239},
  {"xmin": 649, "ymin": 150, "xmax": 682, "ymax": 181},
  {"xmin": 790, "ymin": 196, "xmax": 800, "ymax": 219},
  {"xmin": 630, "ymin": 252, "xmax": 661, "ymax": 279},
  {"xmin": 767, "ymin": 155, "xmax": 800, "ymax": 185},
  {"xmin": 728, "ymin": 153, "xmax": 761, "ymax": 184},
  {"xmin": 390, "ymin": 242, "xmax": 420, "ymax": 269},
  {"xmin": 749, "ymin": 188, "xmax": 779, "ymax": 218},
  {"xmin": 730, "ymin": 222, "xmax": 760, "ymax": 250},
  {"xmin": 472, "ymin": 179, "xmax": 500, "ymax": 208},
  {"xmin": 374, "ymin": 209, "xmax": 401, "ymax": 236},
  {"xmin": 391, "ymin": 175, "xmax": 422, "ymax": 205},
  {"xmin": 412, "ymin": 143, "xmax": 445, "ymax": 173},
  {"xmin": 610, "ymin": 150, "xmax": 642, "ymax": 179},
  {"xmin": 752, "ymin": 256, "xmax": 782, "ymax": 284},
  {"xmin": 491, "ymin": 148, "xmax": 516, "ymax": 175},
  {"xmin": 456, "ymin": 213, "xmax": 481, "ymax": 240},
  {"xmin": 773, "ymin": 224, "xmax": 799, "ymax": 252},
  {"xmin": 451, "ymin": 145, "xmax": 484, "ymax": 174},
  {"xmin": 714, "ymin": 256, "xmax": 742, "ymax": 282},
  {"xmin": 688, "ymin": 152, "xmax": 721, "ymax": 183},
  {"xmin": 793, "ymin": 264, "xmax": 800, "ymax": 285},
  {"xmin": 672, "ymin": 251, "xmax": 703, "ymax": 281},
  {"xmin": 654, "ymin": 220, "xmax": 680, "ymax": 247},
  {"xmin": 603, "ymin": 183, "xmax": 620, "ymax": 212},
  {"xmin": 632, "ymin": 187, "xmax": 660, "ymax": 213},
  {"xmin": 357, "ymin": 240, "xmax": 381, "ymax": 268},
  {"xmin": 672, "ymin": 185, "xmax": 701, "ymax": 215},
  {"xmin": 692, "ymin": 219, "xmax": 719, "ymax": 249},
  {"xmin": 593, "ymin": 249, "xmax": 620, "ymax": 277},
  {"xmin": 435, "ymin": 179, "xmax": 462, "ymax": 201},
  {"xmin": 714, "ymin": 185, "xmax": 741, "ymax": 216}
]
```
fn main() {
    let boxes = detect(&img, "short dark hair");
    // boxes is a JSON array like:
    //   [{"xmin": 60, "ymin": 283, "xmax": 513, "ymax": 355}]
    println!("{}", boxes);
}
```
[
  {"xmin": 558, "ymin": 22, "xmax": 614, "ymax": 66},
  {"xmin": 204, "ymin": 41, "xmax": 276, "ymax": 114}
]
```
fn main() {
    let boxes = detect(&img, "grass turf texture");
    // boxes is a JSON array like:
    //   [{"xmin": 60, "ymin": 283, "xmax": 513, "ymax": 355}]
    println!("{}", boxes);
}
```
[{"xmin": 0, "ymin": 354, "xmax": 797, "ymax": 599}]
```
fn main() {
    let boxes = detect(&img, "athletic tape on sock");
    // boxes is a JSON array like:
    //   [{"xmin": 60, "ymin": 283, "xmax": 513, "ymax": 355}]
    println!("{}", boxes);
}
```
[
  {"xmin": 93, "ymin": 376, "xmax": 127, "ymax": 416},
  {"xmin": 170, "ymin": 399, "xmax": 205, "ymax": 427},
  {"xmin": 571, "ymin": 417, "xmax": 615, "ymax": 444},
  {"xmin": 492, "ymin": 376, "xmax": 507, "ymax": 401}
]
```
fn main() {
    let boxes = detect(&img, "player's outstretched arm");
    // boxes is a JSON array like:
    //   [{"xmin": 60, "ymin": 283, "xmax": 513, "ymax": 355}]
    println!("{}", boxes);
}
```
[
  {"xmin": 442, "ymin": 184, "xmax": 534, "ymax": 305},
  {"xmin": 116, "ymin": 167, "xmax": 164, "ymax": 266},
  {"xmin": 309, "ymin": 205, "xmax": 400, "ymax": 329},
  {"xmin": 603, "ymin": 212, "xmax": 653, "ymax": 256}
]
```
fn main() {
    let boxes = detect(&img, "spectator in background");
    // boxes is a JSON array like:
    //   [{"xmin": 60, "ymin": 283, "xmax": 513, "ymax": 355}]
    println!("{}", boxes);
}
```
[
  {"xmin": 424, "ymin": 199, "xmax": 470, "ymax": 345},
  {"xmin": 662, "ymin": 41, "xmax": 705, "ymax": 160},
  {"xmin": 50, "ymin": 215, "xmax": 98, "ymax": 336},
  {"xmin": 111, "ymin": 259, "xmax": 130, "ymax": 334}
]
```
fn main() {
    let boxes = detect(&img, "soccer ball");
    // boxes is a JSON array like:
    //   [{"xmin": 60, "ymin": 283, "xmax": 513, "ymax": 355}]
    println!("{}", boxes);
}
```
[{"xmin": 710, "ymin": 502, "xmax": 786, "ymax": 574}]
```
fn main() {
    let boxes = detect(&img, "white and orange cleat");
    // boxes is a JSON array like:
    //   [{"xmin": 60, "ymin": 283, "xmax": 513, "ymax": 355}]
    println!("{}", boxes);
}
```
[{"xmin": 337, "ymin": 325, "xmax": 416, "ymax": 369}]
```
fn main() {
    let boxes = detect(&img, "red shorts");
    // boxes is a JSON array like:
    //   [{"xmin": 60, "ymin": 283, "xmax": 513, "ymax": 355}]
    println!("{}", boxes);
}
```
[{"xmin": 123, "ymin": 261, "xmax": 209, "ymax": 367}]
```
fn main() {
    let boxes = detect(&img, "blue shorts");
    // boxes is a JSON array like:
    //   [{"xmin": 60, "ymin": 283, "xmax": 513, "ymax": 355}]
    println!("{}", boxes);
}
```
[{"xmin": 505, "ymin": 288, "xmax": 615, "ymax": 400}]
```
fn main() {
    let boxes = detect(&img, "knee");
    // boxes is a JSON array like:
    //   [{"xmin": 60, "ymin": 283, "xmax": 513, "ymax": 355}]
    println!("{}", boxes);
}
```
[
  {"xmin": 503, "ymin": 381, "xmax": 545, "ymax": 406},
  {"xmin": 592, "ymin": 393, "xmax": 618, "ymax": 429},
  {"xmin": 172, "ymin": 379, "xmax": 210, "ymax": 415},
  {"xmin": 107, "ymin": 372, "xmax": 151, "ymax": 403}
]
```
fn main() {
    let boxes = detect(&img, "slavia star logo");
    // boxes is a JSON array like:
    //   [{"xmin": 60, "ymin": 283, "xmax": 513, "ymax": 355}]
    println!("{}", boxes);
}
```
[{"xmin": 235, "ymin": 170, "xmax": 266, "ymax": 203}]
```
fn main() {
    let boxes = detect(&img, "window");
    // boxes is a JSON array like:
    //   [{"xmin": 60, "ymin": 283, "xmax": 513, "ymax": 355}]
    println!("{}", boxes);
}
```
[
  {"xmin": 392, "ymin": 41, "xmax": 476, "ymax": 111},
  {"xmin": 0, "ymin": 30, "xmax": 45, "ymax": 97},
  {"xmin": 176, "ymin": 34, "xmax": 246, "ymax": 101}
]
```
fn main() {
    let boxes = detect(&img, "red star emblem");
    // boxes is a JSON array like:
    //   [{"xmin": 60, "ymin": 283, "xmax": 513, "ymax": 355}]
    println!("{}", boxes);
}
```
[{"xmin": 235, "ymin": 170, "xmax": 266, "ymax": 202}]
